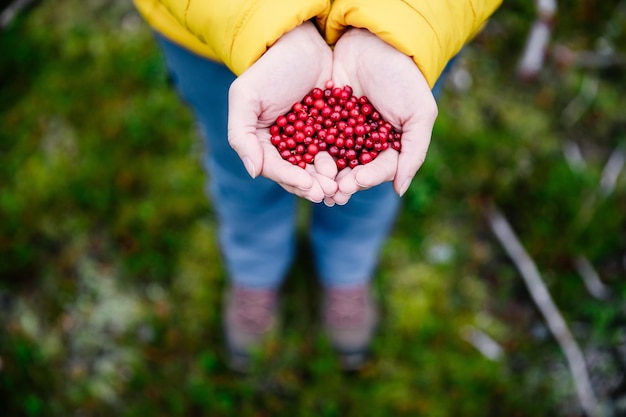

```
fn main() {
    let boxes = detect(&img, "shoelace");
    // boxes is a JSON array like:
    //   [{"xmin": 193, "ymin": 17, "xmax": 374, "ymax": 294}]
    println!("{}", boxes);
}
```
[
  {"xmin": 326, "ymin": 287, "xmax": 368, "ymax": 328},
  {"xmin": 233, "ymin": 287, "xmax": 275, "ymax": 332}
]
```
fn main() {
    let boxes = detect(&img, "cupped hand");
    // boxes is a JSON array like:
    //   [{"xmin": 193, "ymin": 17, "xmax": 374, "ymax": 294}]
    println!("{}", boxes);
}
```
[
  {"xmin": 228, "ymin": 21, "xmax": 337, "ymax": 203},
  {"xmin": 327, "ymin": 28, "xmax": 438, "ymax": 205}
]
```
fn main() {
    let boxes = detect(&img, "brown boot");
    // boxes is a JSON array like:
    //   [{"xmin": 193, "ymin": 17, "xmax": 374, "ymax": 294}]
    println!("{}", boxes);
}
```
[
  {"xmin": 323, "ymin": 283, "xmax": 378, "ymax": 370},
  {"xmin": 223, "ymin": 285, "xmax": 278, "ymax": 372}
]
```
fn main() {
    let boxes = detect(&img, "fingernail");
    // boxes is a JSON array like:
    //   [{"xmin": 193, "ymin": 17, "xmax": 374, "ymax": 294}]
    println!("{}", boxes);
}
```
[
  {"xmin": 399, "ymin": 178, "xmax": 411, "ymax": 197},
  {"xmin": 243, "ymin": 156, "xmax": 256, "ymax": 178}
]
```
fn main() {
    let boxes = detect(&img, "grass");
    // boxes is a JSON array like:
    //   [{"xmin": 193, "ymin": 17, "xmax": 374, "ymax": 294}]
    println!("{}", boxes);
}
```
[{"xmin": 1, "ymin": 0, "xmax": 625, "ymax": 416}]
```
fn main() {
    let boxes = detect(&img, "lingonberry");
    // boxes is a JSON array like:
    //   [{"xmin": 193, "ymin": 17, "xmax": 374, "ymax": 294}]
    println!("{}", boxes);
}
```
[
  {"xmin": 269, "ymin": 81, "xmax": 402, "ymax": 171},
  {"xmin": 360, "ymin": 152, "xmax": 373, "ymax": 165}
]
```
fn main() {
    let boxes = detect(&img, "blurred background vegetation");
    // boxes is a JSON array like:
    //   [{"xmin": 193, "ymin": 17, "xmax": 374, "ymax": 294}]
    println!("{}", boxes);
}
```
[{"xmin": 1, "ymin": 0, "xmax": 625, "ymax": 416}]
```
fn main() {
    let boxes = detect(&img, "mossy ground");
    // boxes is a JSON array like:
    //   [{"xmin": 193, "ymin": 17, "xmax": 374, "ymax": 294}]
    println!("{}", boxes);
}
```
[{"xmin": 1, "ymin": 1, "xmax": 625, "ymax": 416}]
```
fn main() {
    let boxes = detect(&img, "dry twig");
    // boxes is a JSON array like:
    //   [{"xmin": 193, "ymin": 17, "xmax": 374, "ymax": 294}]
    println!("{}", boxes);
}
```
[
  {"xmin": 574, "ymin": 256, "xmax": 612, "ymax": 301},
  {"xmin": 486, "ymin": 204, "xmax": 601, "ymax": 417},
  {"xmin": 518, "ymin": 0, "xmax": 557, "ymax": 79},
  {"xmin": 1, "ymin": 0, "xmax": 38, "ymax": 29}
]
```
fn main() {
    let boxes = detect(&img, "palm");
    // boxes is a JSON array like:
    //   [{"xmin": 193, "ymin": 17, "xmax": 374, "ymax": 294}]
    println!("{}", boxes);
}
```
[
  {"xmin": 329, "ymin": 28, "xmax": 438, "ymax": 204},
  {"xmin": 228, "ymin": 22, "xmax": 337, "ymax": 202}
]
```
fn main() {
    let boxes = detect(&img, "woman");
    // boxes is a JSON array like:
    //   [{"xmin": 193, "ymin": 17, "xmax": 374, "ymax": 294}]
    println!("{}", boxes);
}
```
[{"xmin": 132, "ymin": 0, "xmax": 502, "ymax": 371}]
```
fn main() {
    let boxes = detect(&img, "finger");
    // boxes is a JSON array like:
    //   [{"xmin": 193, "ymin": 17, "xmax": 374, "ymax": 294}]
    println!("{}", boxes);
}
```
[
  {"xmin": 330, "ymin": 191, "xmax": 352, "ymax": 206},
  {"xmin": 227, "ymin": 83, "xmax": 264, "ymax": 178},
  {"xmin": 354, "ymin": 149, "xmax": 398, "ymax": 187},
  {"xmin": 260, "ymin": 143, "xmax": 316, "ymax": 191},
  {"xmin": 312, "ymin": 172, "xmax": 338, "ymax": 197},
  {"xmin": 310, "ymin": 152, "xmax": 339, "ymax": 197},
  {"xmin": 337, "ymin": 150, "xmax": 397, "ymax": 195},
  {"xmin": 313, "ymin": 151, "xmax": 338, "ymax": 180},
  {"xmin": 328, "ymin": 168, "xmax": 353, "ymax": 205},
  {"xmin": 393, "ymin": 101, "xmax": 437, "ymax": 196},
  {"xmin": 279, "ymin": 181, "xmax": 325, "ymax": 203}
]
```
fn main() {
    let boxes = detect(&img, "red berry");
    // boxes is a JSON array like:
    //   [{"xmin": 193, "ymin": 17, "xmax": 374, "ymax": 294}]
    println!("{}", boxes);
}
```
[
  {"xmin": 284, "ymin": 125, "xmax": 295, "ymax": 136},
  {"xmin": 285, "ymin": 138, "xmax": 297, "ymax": 149},
  {"xmin": 276, "ymin": 116, "xmax": 288, "ymax": 127},
  {"xmin": 303, "ymin": 125, "xmax": 315, "ymax": 137},
  {"xmin": 359, "ymin": 152, "xmax": 373, "ymax": 164},
  {"xmin": 312, "ymin": 88, "xmax": 324, "ymax": 99},
  {"xmin": 270, "ymin": 82, "xmax": 402, "ymax": 171}
]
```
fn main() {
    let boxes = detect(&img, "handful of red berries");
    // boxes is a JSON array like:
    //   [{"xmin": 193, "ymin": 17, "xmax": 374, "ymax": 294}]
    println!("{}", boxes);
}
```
[{"xmin": 269, "ymin": 80, "xmax": 402, "ymax": 171}]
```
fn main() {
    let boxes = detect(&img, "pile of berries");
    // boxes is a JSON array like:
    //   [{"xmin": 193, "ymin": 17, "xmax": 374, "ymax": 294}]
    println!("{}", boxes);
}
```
[{"xmin": 269, "ymin": 80, "xmax": 402, "ymax": 170}]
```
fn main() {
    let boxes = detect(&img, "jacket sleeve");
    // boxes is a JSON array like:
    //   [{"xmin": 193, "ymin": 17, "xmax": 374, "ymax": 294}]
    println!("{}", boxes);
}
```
[
  {"xmin": 325, "ymin": 0, "xmax": 502, "ymax": 88},
  {"xmin": 134, "ymin": 0, "xmax": 330, "ymax": 76}
]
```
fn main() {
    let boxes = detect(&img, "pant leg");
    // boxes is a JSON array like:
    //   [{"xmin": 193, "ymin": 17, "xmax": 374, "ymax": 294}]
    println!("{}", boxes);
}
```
[
  {"xmin": 310, "ymin": 183, "xmax": 401, "ymax": 287},
  {"xmin": 310, "ymin": 57, "xmax": 458, "ymax": 288},
  {"xmin": 155, "ymin": 35, "xmax": 298, "ymax": 289}
]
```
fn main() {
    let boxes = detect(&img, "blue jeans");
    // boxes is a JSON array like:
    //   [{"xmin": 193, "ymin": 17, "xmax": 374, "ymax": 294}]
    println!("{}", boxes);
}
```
[{"xmin": 156, "ymin": 35, "xmax": 448, "ymax": 290}]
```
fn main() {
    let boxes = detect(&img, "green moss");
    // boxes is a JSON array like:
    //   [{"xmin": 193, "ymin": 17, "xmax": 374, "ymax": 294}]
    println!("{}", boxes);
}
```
[{"xmin": 1, "ymin": 0, "xmax": 624, "ymax": 416}]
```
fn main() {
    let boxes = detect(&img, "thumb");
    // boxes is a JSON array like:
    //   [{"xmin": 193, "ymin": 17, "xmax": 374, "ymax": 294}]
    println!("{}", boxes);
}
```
[
  {"xmin": 393, "ymin": 104, "xmax": 437, "ymax": 196},
  {"xmin": 227, "ymin": 84, "xmax": 264, "ymax": 178}
]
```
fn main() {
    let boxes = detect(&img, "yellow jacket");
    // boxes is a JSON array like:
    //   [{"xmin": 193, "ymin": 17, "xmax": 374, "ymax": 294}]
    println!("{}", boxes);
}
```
[{"xmin": 133, "ymin": 0, "xmax": 501, "ymax": 88}]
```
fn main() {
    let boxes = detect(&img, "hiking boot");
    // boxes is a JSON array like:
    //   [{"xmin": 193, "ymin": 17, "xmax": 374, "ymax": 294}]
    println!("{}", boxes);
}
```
[
  {"xmin": 223, "ymin": 285, "xmax": 278, "ymax": 372},
  {"xmin": 323, "ymin": 283, "xmax": 379, "ymax": 370}
]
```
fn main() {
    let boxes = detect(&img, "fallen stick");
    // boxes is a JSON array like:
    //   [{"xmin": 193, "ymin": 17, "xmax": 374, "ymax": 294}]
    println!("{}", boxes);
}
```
[
  {"xmin": 460, "ymin": 325, "xmax": 505, "ymax": 361},
  {"xmin": 1, "ymin": 0, "xmax": 38, "ymax": 29},
  {"xmin": 485, "ymin": 204, "xmax": 601, "ymax": 417},
  {"xmin": 599, "ymin": 145, "xmax": 625, "ymax": 197},
  {"xmin": 517, "ymin": 0, "xmax": 557, "ymax": 79},
  {"xmin": 574, "ymin": 256, "xmax": 612, "ymax": 301}
]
